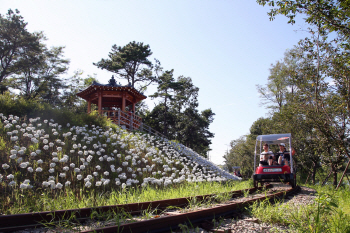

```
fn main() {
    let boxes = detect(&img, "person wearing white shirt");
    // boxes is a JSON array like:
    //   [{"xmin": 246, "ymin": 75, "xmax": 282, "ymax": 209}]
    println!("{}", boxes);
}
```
[{"xmin": 260, "ymin": 143, "xmax": 274, "ymax": 166}]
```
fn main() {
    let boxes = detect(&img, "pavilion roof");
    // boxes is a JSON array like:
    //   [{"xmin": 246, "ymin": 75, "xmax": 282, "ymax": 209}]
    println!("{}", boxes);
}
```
[{"xmin": 76, "ymin": 76, "xmax": 147, "ymax": 101}]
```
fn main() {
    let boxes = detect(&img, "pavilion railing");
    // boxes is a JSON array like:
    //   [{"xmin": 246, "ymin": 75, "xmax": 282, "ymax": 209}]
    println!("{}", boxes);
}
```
[{"xmin": 101, "ymin": 109, "xmax": 167, "ymax": 139}]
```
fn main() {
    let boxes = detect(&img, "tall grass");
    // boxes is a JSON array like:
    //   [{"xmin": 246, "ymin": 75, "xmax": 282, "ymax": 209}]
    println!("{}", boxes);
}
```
[
  {"xmin": 2, "ymin": 180, "xmax": 250, "ymax": 214},
  {"xmin": 248, "ymin": 184, "xmax": 350, "ymax": 233}
]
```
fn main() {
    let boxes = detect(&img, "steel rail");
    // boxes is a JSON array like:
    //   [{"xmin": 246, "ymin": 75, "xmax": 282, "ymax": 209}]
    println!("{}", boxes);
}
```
[
  {"xmin": 81, "ymin": 185, "xmax": 300, "ymax": 233},
  {"xmin": 0, "ymin": 185, "xmax": 270, "ymax": 232}
]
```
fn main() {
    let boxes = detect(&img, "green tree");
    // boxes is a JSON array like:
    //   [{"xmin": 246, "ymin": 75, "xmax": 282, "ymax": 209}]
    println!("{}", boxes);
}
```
[
  {"xmin": 8, "ymin": 46, "xmax": 69, "ymax": 102},
  {"xmin": 224, "ymin": 136, "xmax": 255, "ymax": 178},
  {"xmin": 257, "ymin": 0, "xmax": 350, "ymax": 37},
  {"xmin": 0, "ymin": 9, "xmax": 42, "ymax": 84},
  {"xmin": 177, "ymin": 108, "xmax": 215, "ymax": 156},
  {"xmin": 93, "ymin": 41, "xmax": 155, "ymax": 90},
  {"xmin": 61, "ymin": 71, "xmax": 98, "ymax": 112},
  {"xmin": 144, "ymin": 70, "xmax": 215, "ymax": 156},
  {"xmin": 149, "ymin": 69, "xmax": 181, "ymax": 137}
]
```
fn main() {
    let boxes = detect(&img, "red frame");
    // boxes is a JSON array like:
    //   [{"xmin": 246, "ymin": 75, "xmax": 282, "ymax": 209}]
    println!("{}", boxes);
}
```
[{"xmin": 255, "ymin": 165, "xmax": 291, "ymax": 175}]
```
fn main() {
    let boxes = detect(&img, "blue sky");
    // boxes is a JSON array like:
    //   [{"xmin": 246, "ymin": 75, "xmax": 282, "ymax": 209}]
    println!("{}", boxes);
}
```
[{"xmin": 1, "ymin": 0, "xmax": 309, "ymax": 164}]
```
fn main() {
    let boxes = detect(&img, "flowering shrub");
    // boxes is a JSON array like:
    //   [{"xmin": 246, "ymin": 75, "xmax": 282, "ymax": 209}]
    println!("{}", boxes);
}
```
[{"xmin": 0, "ymin": 113, "xmax": 240, "ymax": 196}]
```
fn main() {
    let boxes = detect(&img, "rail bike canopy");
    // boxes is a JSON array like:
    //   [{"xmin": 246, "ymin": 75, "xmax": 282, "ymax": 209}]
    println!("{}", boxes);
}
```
[{"xmin": 255, "ymin": 133, "xmax": 291, "ymax": 145}]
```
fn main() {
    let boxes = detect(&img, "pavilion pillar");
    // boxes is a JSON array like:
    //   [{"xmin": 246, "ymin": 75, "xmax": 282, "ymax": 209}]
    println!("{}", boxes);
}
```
[
  {"xmin": 98, "ymin": 91, "xmax": 102, "ymax": 114},
  {"xmin": 132, "ymin": 102, "xmax": 136, "ymax": 113},
  {"xmin": 122, "ymin": 93, "xmax": 126, "ymax": 112},
  {"xmin": 87, "ymin": 99, "xmax": 91, "ymax": 113}
]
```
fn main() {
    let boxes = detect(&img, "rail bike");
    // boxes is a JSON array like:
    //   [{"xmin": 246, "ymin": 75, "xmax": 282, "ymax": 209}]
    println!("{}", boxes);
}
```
[{"xmin": 252, "ymin": 133, "xmax": 296, "ymax": 188}]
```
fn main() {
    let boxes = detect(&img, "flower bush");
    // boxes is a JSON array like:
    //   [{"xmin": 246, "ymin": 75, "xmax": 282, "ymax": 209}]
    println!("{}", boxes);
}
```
[{"xmin": 0, "ymin": 113, "xmax": 240, "ymax": 197}]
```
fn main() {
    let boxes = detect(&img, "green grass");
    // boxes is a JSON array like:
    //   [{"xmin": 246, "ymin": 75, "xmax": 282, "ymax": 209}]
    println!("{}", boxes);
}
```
[
  {"xmin": 248, "ymin": 183, "xmax": 350, "ymax": 233},
  {"xmin": 2, "ymin": 180, "xmax": 251, "ymax": 214}
]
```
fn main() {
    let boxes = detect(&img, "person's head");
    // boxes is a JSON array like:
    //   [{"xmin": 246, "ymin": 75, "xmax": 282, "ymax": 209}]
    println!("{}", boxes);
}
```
[
  {"xmin": 263, "ymin": 143, "xmax": 269, "ymax": 152},
  {"xmin": 279, "ymin": 143, "xmax": 286, "ymax": 151}
]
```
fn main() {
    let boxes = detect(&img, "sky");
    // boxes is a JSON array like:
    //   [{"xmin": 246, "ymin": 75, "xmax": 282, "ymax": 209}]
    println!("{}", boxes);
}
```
[{"xmin": 1, "ymin": 0, "xmax": 309, "ymax": 165}]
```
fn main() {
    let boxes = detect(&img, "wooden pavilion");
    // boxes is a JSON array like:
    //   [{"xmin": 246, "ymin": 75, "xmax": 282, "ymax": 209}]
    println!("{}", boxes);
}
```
[{"xmin": 76, "ymin": 76, "xmax": 147, "ymax": 129}]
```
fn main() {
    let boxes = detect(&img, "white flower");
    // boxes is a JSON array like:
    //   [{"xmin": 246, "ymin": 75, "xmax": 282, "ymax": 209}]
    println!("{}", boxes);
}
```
[
  {"xmin": 60, "ymin": 157, "xmax": 68, "ymax": 163},
  {"xmin": 96, "ymin": 181, "xmax": 102, "ymax": 186},
  {"xmin": 59, "ymin": 173, "xmax": 66, "ymax": 178},
  {"xmin": 70, "ymin": 163, "xmax": 75, "ymax": 168},
  {"xmin": 7, "ymin": 174, "xmax": 14, "ymax": 179},
  {"xmin": 2, "ymin": 163, "xmax": 10, "ymax": 169},
  {"xmin": 37, "ymin": 159, "xmax": 43, "ymax": 164},
  {"xmin": 43, "ymin": 145, "xmax": 49, "ymax": 150},
  {"xmin": 122, "ymin": 183, "xmax": 126, "ymax": 189},
  {"xmin": 27, "ymin": 167, "xmax": 33, "ymax": 172},
  {"xmin": 36, "ymin": 149, "xmax": 41, "ymax": 154},
  {"xmin": 31, "ymin": 138, "xmax": 38, "ymax": 143},
  {"xmin": 104, "ymin": 171, "xmax": 109, "ymax": 176},
  {"xmin": 87, "ymin": 155, "xmax": 93, "ymax": 162},
  {"xmin": 77, "ymin": 174, "xmax": 83, "ymax": 180},
  {"xmin": 103, "ymin": 179, "xmax": 110, "ymax": 185},
  {"xmin": 56, "ymin": 183, "xmax": 63, "ymax": 189},
  {"xmin": 36, "ymin": 167, "xmax": 43, "ymax": 172},
  {"xmin": 49, "ymin": 168, "xmax": 55, "ymax": 173},
  {"xmin": 30, "ymin": 152, "xmax": 37, "ymax": 157},
  {"xmin": 20, "ymin": 162, "xmax": 28, "ymax": 168},
  {"xmin": 80, "ymin": 165, "xmax": 86, "ymax": 170},
  {"xmin": 9, "ymin": 181, "xmax": 16, "ymax": 187},
  {"xmin": 96, "ymin": 165, "xmax": 101, "ymax": 170},
  {"xmin": 74, "ymin": 168, "xmax": 81, "ymax": 173},
  {"xmin": 63, "ymin": 166, "xmax": 69, "ymax": 171},
  {"xmin": 10, "ymin": 154, "xmax": 17, "ymax": 159},
  {"xmin": 52, "ymin": 157, "xmax": 59, "ymax": 162},
  {"xmin": 85, "ymin": 181, "xmax": 92, "ymax": 188},
  {"xmin": 43, "ymin": 139, "xmax": 48, "ymax": 144},
  {"xmin": 93, "ymin": 172, "xmax": 98, "ymax": 176},
  {"xmin": 57, "ymin": 147, "xmax": 62, "ymax": 151},
  {"xmin": 65, "ymin": 181, "xmax": 71, "ymax": 186},
  {"xmin": 50, "ymin": 163, "xmax": 56, "ymax": 168}
]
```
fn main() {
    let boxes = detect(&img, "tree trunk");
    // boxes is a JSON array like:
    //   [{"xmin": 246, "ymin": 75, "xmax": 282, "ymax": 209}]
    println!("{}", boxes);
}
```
[
  {"xmin": 332, "ymin": 165, "xmax": 338, "ymax": 187},
  {"xmin": 312, "ymin": 162, "xmax": 317, "ymax": 185}
]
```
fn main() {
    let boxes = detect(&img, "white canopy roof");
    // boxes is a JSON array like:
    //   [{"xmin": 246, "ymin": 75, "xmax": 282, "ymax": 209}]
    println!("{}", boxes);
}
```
[{"xmin": 256, "ymin": 133, "xmax": 291, "ymax": 145}]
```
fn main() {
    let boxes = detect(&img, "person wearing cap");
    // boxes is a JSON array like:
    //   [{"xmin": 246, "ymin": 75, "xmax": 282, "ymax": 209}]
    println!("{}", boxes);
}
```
[
  {"xmin": 276, "ymin": 143, "xmax": 290, "ymax": 166},
  {"xmin": 260, "ymin": 143, "xmax": 274, "ymax": 166}
]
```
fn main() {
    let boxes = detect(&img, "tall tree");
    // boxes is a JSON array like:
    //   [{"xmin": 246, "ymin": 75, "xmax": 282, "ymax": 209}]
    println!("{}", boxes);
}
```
[
  {"xmin": 0, "ymin": 9, "xmax": 42, "ymax": 84},
  {"xmin": 149, "ymin": 69, "xmax": 183, "ymax": 137},
  {"xmin": 93, "ymin": 41, "xmax": 155, "ymax": 91},
  {"xmin": 144, "ymin": 70, "xmax": 215, "ymax": 156},
  {"xmin": 8, "ymin": 46, "xmax": 69, "ymax": 102}
]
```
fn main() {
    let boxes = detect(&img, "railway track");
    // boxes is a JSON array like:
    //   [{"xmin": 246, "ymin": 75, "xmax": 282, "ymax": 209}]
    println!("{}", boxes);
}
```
[{"xmin": 0, "ymin": 184, "xmax": 300, "ymax": 233}]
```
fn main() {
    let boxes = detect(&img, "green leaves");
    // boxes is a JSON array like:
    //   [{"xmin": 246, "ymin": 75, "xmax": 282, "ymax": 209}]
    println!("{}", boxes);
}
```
[
  {"xmin": 0, "ymin": 9, "xmax": 42, "ymax": 84},
  {"xmin": 257, "ymin": 0, "xmax": 350, "ymax": 38},
  {"xmin": 94, "ymin": 41, "xmax": 154, "ymax": 90}
]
